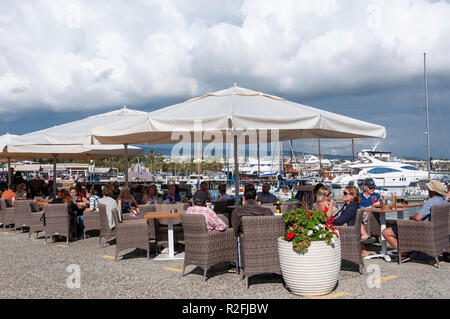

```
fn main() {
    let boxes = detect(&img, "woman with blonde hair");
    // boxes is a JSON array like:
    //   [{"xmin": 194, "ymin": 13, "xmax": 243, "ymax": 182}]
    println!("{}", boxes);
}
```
[
  {"xmin": 117, "ymin": 186, "xmax": 139, "ymax": 215},
  {"xmin": 142, "ymin": 184, "xmax": 161, "ymax": 205},
  {"xmin": 314, "ymin": 187, "xmax": 338, "ymax": 218},
  {"xmin": 333, "ymin": 186, "xmax": 360, "ymax": 227}
]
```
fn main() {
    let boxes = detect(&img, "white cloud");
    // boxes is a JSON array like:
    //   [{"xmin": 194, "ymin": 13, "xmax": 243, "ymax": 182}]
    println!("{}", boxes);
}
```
[{"xmin": 1, "ymin": 0, "xmax": 450, "ymax": 116}]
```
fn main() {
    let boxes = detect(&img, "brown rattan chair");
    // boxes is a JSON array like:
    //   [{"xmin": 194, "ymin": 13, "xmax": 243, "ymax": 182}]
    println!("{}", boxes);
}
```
[
  {"xmin": 396, "ymin": 203, "xmax": 449, "ymax": 268},
  {"xmin": 240, "ymin": 215, "xmax": 285, "ymax": 290},
  {"xmin": 13, "ymin": 200, "xmax": 44, "ymax": 238},
  {"xmin": 110, "ymin": 208, "xmax": 152, "ymax": 261},
  {"xmin": 2, "ymin": 198, "xmax": 15, "ymax": 230},
  {"xmin": 98, "ymin": 203, "xmax": 116, "ymax": 247},
  {"xmin": 180, "ymin": 212, "xmax": 238, "ymax": 282},
  {"xmin": 137, "ymin": 204, "xmax": 157, "ymax": 242},
  {"xmin": 336, "ymin": 207, "xmax": 365, "ymax": 274},
  {"xmin": 43, "ymin": 204, "xmax": 71, "ymax": 245},
  {"xmin": 0, "ymin": 198, "xmax": 6, "ymax": 229},
  {"xmin": 83, "ymin": 210, "xmax": 101, "ymax": 239}
]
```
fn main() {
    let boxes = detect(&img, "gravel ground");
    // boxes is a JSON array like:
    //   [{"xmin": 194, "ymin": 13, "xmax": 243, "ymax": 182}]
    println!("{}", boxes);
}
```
[{"xmin": 0, "ymin": 229, "xmax": 449, "ymax": 300}]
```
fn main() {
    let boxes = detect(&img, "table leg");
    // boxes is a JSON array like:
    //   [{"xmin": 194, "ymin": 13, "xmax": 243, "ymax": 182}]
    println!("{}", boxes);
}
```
[
  {"xmin": 168, "ymin": 218, "xmax": 174, "ymax": 258},
  {"xmin": 364, "ymin": 212, "xmax": 391, "ymax": 262}
]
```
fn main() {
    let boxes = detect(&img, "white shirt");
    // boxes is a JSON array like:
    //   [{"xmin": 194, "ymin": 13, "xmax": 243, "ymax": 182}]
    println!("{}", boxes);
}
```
[{"xmin": 98, "ymin": 196, "xmax": 122, "ymax": 229}]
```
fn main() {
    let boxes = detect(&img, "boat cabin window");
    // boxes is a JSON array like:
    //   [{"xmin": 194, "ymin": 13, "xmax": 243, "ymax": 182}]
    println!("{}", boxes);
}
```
[
  {"xmin": 367, "ymin": 168, "xmax": 401, "ymax": 174},
  {"xmin": 400, "ymin": 166, "xmax": 420, "ymax": 171}
]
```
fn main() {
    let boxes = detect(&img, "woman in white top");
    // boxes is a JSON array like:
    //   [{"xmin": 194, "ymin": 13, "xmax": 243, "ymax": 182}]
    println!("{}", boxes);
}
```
[{"xmin": 142, "ymin": 184, "xmax": 161, "ymax": 205}]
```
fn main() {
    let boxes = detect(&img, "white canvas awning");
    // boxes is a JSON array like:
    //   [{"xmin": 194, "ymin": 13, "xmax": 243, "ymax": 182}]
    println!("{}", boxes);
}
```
[{"xmin": 91, "ymin": 86, "xmax": 386, "ymax": 145}]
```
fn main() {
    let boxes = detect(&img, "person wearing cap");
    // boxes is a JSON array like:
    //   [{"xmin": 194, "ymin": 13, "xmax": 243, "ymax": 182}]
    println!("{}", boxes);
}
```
[
  {"xmin": 186, "ymin": 190, "xmax": 227, "ymax": 232},
  {"xmin": 359, "ymin": 178, "xmax": 380, "ymax": 242},
  {"xmin": 382, "ymin": 181, "xmax": 448, "ymax": 260}
]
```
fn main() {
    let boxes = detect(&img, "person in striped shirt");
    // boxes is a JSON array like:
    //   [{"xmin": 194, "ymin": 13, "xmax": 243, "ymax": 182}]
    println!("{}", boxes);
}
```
[{"xmin": 186, "ymin": 190, "xmax": 227, "ymax": 232}]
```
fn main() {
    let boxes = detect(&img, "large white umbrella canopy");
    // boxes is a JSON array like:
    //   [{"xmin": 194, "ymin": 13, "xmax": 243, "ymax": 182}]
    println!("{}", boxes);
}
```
[
  {"xmin": 89, "ymin": 85, "xmax": 386, "ymax": 205},
  {"xmin": 91, "ymin": 85, "xmax": 386, "ymax": 145},
  {"xmin": 9, "ymin": 106, "xmax": 148, "ymax": 187},
  {"xmin": 11, "ymin": 106, "xmax": 148, "ymax": 145}
]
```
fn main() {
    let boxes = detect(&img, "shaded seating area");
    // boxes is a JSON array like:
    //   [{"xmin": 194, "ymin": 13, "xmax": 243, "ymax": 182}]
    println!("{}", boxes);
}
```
[
  {"xmin": 240, "ymin": 215, "xmax": 285, "ymax": 290},
  {"xmin": 180, "ymin": 212, "xmax": 238, "ymax": 282}
]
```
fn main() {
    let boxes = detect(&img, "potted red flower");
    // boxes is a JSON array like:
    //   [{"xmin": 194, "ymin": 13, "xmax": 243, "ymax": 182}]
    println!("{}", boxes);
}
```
[{"xmin": 278, "ymin": 208, "xmax": 341, "ymax": 296}]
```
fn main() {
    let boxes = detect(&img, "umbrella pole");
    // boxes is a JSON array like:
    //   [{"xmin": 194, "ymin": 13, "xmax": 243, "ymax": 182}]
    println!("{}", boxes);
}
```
[
  {"xmin": 7, "ymin": 157, "xmax": 11, "ymax": 189},
  {"xmin": 124, "ymin": 144, "xmax": 129, "ymax": 187},
  {"xmin": 234, "ymin": 135, "xmax": 239, "ymax": 208},
  {"xmin": 52, "ymin": 154, "xmax": 57, "ymax": 199}
]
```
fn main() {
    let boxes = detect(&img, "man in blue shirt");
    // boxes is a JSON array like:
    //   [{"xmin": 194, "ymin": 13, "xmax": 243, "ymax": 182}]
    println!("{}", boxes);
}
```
[
  {"xmin": 257, "ymin": 182, "xmax": 278, "ymax": 204},
  {"xmin": 359, "ymin": 178, "xmax": 380, "ymax": 243},
  {"xmin": 382, "ymin": 181, "xmax": 447, "ymax": 260}
]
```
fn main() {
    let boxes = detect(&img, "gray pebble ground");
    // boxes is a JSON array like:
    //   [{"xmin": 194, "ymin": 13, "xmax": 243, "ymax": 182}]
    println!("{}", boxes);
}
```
[{"xmin": 1, "ymin": 229, "xmax": 449, "ymax": 299}]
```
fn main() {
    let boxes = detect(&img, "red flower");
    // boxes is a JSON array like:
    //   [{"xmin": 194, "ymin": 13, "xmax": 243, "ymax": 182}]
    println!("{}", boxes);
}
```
[
  {"xmin": 292, "ymin": 225, "xmax": 296, "ymax": 230},
  {"xmin": 331, "ymin": 217, "xmax": 335, "ymax": 222},
  {"xmin": 287, "ymin": 232, "xmax": 295, "ymax": 241}
]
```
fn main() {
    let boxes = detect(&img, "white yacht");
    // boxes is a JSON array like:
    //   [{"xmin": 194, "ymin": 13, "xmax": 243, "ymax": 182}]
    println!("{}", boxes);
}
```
[{"xmin": 331, "ymin": 153, "xmax": 429, "ymax": 196}]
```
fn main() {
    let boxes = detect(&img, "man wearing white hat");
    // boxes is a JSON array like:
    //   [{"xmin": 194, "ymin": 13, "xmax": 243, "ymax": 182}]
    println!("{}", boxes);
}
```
[{"xmin": 382, "ymin": 181, "xmax": 447, "ymax": 260}]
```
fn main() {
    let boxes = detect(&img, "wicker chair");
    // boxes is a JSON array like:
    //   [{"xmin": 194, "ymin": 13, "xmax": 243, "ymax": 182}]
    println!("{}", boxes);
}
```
[
  {"xmin": 2, "ymin": 198, "xmax": 15, "ymax": 230},
  {"xmin": 83, "ymin": 210, "xmax": 101, "ymax": 239},
  {"xmin": 336, "ymin": 207, "xmax": 365, "ymax": 274},
  {"xmin": 0, "ymin": 198, "xmax": 6, "ymax": 229},
  {"xmin": 110, "ymin": 208, "xmax": 152, "ymax": 261},
  {"xmin": 239, "ymin": 215, "xmax": 285, "ymax": 290},
  {"xmin": 98, "ymin": 203, "xmax": 116, "ymax": 247},
  {"xmin": 137, "ymin": 204, "xmax": 157, "ymax": 242},
  {"xmin": 43, "ymin": 204, "xmax": 71, "ymax": 245},
  {"xmin": 180, "ymin": 212, "xmax": 238, "ymax": 282},
  {"xmin": 396, "ymin": 203, "xmax": 449, "ymax": 268},
  {"xmin": 13, "ymin": 200, "xmax": 45, "ymax": 238}
]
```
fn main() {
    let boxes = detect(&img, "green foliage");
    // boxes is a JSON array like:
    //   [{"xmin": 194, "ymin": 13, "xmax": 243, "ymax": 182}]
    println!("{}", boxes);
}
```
[{"xmin": 282, "ymin": 207, "xmax": 340, "ymax": 254}]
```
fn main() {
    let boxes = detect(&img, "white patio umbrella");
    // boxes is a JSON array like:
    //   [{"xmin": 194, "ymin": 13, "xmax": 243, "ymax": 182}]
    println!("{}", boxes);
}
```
[
  {"xmin": 90, "ymin": 85, "xmax": 387, "ymax": 205},
  {"xmin": 10, "ymin": 106, "xmax": 148, "ymax": 186},
  {"xmin": 1, "ymin": 143, "xmax": 144, "ymax": 198}
]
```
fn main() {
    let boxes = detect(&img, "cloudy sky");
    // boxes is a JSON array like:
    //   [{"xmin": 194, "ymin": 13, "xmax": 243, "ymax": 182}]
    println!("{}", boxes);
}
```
[{"xmin": 1, "ymin": 0, "xmax": 449, "ymax": 159}]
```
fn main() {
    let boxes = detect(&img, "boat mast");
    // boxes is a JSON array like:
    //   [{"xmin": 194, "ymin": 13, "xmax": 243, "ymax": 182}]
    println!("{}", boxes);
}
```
[{"xmin": 424, "ymin": 53, "xmax": 431, "ymax": 178}]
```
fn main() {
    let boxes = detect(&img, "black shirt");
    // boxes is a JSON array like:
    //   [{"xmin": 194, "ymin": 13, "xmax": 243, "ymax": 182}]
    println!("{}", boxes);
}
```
[{"xmin": 333, "ymin": 201, "xmax": 359, "ymax": 227}]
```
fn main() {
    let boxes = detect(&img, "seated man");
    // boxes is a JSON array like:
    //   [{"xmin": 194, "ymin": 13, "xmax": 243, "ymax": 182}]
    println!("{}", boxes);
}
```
[
  {"xmin": 186, "ymin": 191, "xmax": 227, "ymax": 232},
  {"xmin": 232, "ymin": 187, "xmax": 273, "ymax": 237},
  {"xmin": 231, "ymin": 187, "xmax": 273, "ymax": 270},
  {"xmin": 162, "ymin": 184, "xmax": 181, "ymax": 203},
  {"xmin": 257, "ymin": 182, "xmax": 278, "ymax": 204},
  {"xmin": 382, "ymin": 181, "xmax": 447, "ymax": 259},
  {"xmin": 359, "ymin": 178, "xmax": 380, "ymax": 242}
]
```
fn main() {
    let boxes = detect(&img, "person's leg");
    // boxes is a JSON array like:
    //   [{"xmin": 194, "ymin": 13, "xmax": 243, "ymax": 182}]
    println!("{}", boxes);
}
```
[{"xmin": 382, "ymin": 227, "xmax": 398, "ymax": 250}]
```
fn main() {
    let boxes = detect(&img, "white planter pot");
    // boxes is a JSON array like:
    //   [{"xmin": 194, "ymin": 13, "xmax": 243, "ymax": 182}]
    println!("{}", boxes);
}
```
[{"xmin": 277, "ymin": 237, "xmax": 341, "ymax": 296}]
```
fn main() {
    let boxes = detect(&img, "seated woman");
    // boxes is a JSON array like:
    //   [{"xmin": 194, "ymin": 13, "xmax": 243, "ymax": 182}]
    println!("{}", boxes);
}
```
[
  {"xmin": 117, "ymin": 186, "xmax": 139, "ymax": 216},
  {"xmin": 15, "ymin": 183, "xmax": 28, "ymax": 200},
  {"xmin": 314, "ymin": 187, "xmax": 338, "ymax": 218},
  {"xmin": 162, "ymin": 184, "xmax": 181, "ymax": 203},
  {"xmin": 142, "ymin": 184, "xmax": 161, "ymax": 205},
  {"xmin": 334, "ymin": 186, "xmax": 371, "ymax": 258},
  {"xmin": 98, "ymin": 184, "xmax": 122, "ymax": 230}
]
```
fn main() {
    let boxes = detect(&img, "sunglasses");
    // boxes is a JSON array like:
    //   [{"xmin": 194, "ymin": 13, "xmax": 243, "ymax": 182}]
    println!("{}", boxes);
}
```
[
  {"xmin": 326, "ymin": 193, "xmax": 331, "ymax": 196},
  {"xmin": 343, "ymin": 191, "xmax": 351, "ymax": 196}
]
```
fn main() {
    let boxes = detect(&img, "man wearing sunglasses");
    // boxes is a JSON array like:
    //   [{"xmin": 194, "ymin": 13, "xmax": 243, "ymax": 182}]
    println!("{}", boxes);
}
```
[{"xmin": 359, "ymin": 178, "xmax": 380, "ymax": 243}]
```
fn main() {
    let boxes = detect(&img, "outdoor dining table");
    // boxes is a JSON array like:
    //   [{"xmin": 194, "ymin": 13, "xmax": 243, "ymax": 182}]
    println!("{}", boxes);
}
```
[
  {"xmin": 144, "ymin": 211, "xmax": 186, "ymax": 261},
  {"xmin": 364, "ymin": 207, "xmax": 409, "ymax": 262}
]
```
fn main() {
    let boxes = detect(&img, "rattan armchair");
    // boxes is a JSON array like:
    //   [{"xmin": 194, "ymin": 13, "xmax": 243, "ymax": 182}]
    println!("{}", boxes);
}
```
[
  {"xmin": 111, "ymin": 208, "xmax": 152, "ymax": 261},
  {"xmin": 137, "ymin": 204, "xmax": 157, "ymax": 242},
  {"xmin": 336, "ymin": 207, "xmax": 365, "ymax": 274},
  {"xmin": 83, "ymin": 210, "xmax": 101, "ymax": 239},
  {"xmin": 43, "ymin": 204, "xmax": 71, "ymax": 245},
  {"xmin": 13, "ymin": 200, "xmax": 45, "ymax": 238},
  {"xmin": 0, "ymin": 198, "xmax": 6, "ymax": 229},
  {"xmin": 180, "ymin": 212, "xmax": 238, "ymax": 282},
  {"xmin": 396, "ymin": 203, "xmax": 449, "ymax": 268},
  {"xmin": 98, "ymin": 203, "xmax": 116, "ymax": 247},
  {"xmin": 1, "ymin": 198, "xmax": 15, "ymax": 230},
  {"xmin": 240, "ymin": 215, "xmax": 285, "ymax": 290}
]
